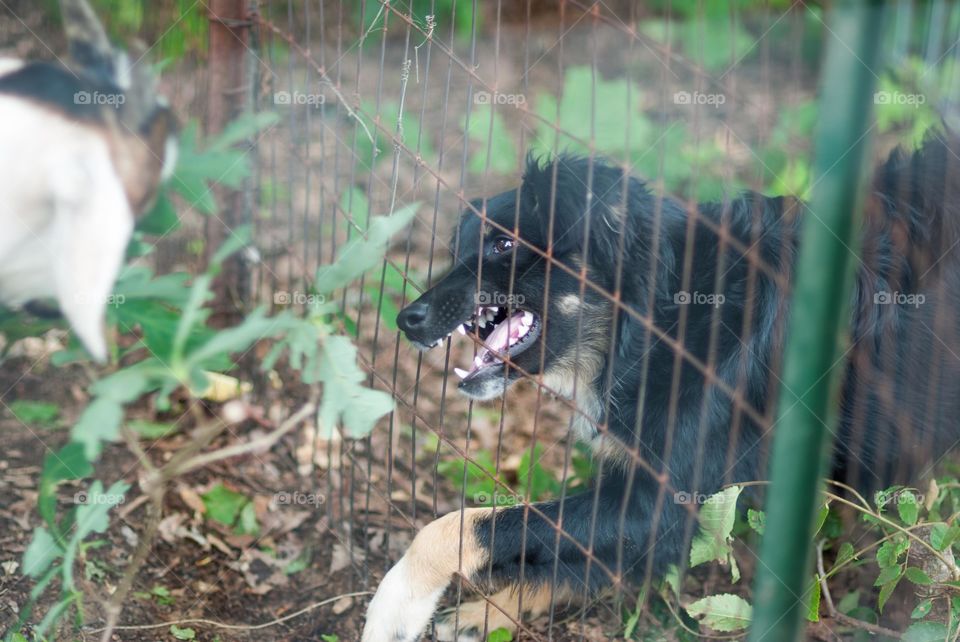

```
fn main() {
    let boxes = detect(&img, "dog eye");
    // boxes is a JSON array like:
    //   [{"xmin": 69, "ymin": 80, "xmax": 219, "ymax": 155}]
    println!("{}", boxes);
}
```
[{"xmin": 492, "ymin": 237, "xmax": 515, "ymax": 254}]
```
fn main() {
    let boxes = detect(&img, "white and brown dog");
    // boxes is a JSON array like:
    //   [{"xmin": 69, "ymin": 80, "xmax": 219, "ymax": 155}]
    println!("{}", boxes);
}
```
[{"xmin": 0, "ymin": 0, "xmax": 176, "ymax": 360}]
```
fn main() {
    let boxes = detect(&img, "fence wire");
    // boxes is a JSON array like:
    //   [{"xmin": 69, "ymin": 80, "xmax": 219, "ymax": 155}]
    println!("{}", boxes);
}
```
[{"xmin": 224, "ymin": 1, "xmax": 960, "ymax": 639}]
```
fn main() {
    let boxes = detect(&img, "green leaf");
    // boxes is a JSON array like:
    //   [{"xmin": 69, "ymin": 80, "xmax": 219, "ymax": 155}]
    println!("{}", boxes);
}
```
[
  {"xmin": 210, "ymin": 112, "xmax": 280, "ymax": 151},
  {"xmin": 877, "ymin": 576, "xmax": 900, "ymax": 613},
  {"xmin": 73, "ymin": 481, "xmax": 129, "ymax": 541},
  {"xmin": 486, "ymin": 628, "xmax": 513, "ymax": 642},
  {"xmin": 320, "ymin": 636, "xmax": 339, "ymax": 642},
  {"xmin": 284, "ymin": 548, "xmax": 312, "ymax": 576},
  {"xmin": 341, "ymin": 387, "xmax": 395, "ymax": 439},
  {"xmin": 874, "ymin": 564, "xmax": 903, "ymax": 586},
  {"xmin": 876, "ymin": 539, "xmax": 903, "ymax": 569},
  {"xmin": 898, "ymin": 491, "xmax": 920, "ymax": 526},
  {"xmin": 340, "ymin": 187, "xmax": 370, "ymax": 231},
  {"xmin": 464, "ymin": 105, "xmax": 519, "ymax": 175},
  {"xmin": 170, "ymin": 624, "xmax": 197, "ymax": 640},
  {"xmin": 315, "ymin": 204, "xmax": 419, "ymax": 296},
  {"xmin": 438, "ymin": 450, "xmax": 499, "ymax": 501},
  {"xmin": 92, "ymin": 367, "xmax": 152, "ymax": 403},
  {"xmin": 113, "ymin": 266, "xmax": 192, "ymax": 305},
  {"xmin": 39, "ymin": 442, "xmax": 94, "ymax": 529},
  {"xmin": 23, "ymin": 527, "xmax": 62, "ymax": 578},
  {"xmin": 534, "ymin": 66, "xmax": 652, "ymax": 160},
  {"xmin": 641, "ymin": 14, "xmax": 757, "ymax": 72},
  {"xmin": 623, "ymin": 603, "xmax": 642, "ymax": 639},
  {"xmin": 185, "ymin": 307, "xmax": 280, "ymax": 368},
  {"xmin": 317, "ymin": 336, "xmax": 394, "ymax": 439},
  {"xmin": 930, "ymin": 523, "xmax": 960, "ymax": 551},
  {"xmin": 904, "ymin": 567, "xmax": 934, "ymax": 586},
  {"xmin": 127, "ymin": 419, "xmax": 178, "ymax": 439},
  {"xmin": 237, "ymin": 501, "xmax": 260, "ymax": 536},
  {"xmin": 746, "ymin": 508, "xmax": 765, "ymax": 535},
  {"xmin": 70, "ymin": 398, "xmax": 124, "ymax": 460},
  {"xmin": 209, "ymin": 224, "xmax": 253, "ymax": 269},
  {"xmin": 903, "ymin": 621, "xmax": 949, "ymax": 642},
  {"xmin": 684, "ymin": 593, "xmax": 752, "ymax": 632},
  {"xmin": 201, "ymin": 484, "xmax": 249, "ymax": 528},
  {"xmin": 912, "ymin": 598, "xmax": 933, "ymax": 619},
  {"xmin": 836, "ymin": 590, "xmax": 859, "ymax": 615},
  {"xmin": 813, "ymin": 502, "xmax": 830, "ymax": 535},
  {"xmin": 689, "ymin": 486, "xmax": 742, "ymax": 575},
  {"xmin": 137, "ymin": 193, "xmax": 180, "ymax": 235},
  {"xmin": 806, "ymin": 576, "xmax": 821, "ymax": 622},
  {"xmin": 833, "ymin": 542, "xmax": 855, "ymax": 570},
  {"xmin": 517, "ymin": 444, "xmax": 561, "ymax": 501},
  {"xmin": 663, "ymin": 564, "xmax": 681, "ymax": 597},
  {"xmin": 354, "ymin": 100, "xmax": 433, "ymax": 169},
  {"xmin": 8, "ymin": 400, "xmax": 60, "ymax": 426}
]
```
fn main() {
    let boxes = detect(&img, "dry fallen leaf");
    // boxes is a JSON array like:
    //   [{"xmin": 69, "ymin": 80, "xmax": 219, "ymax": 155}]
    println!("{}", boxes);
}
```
[{"xmin": 178, "ymin": 485, "xmax": 206, "ymax": 515}]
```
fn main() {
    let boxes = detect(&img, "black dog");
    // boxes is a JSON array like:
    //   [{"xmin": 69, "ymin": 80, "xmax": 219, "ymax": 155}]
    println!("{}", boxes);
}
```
[{"xmin": 362, "ymin": 135, "xmax": 960, "ymax": 641}]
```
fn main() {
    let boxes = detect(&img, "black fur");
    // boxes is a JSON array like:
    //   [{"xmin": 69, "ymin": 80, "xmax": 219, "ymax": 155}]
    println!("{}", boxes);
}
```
[
  {"xmin": 0, "ymin": 62, "xmax": 116, "ymax": 122},
  {"xmin": 396, "ymin": 134, "xmax": 960, "ymax": 598}
]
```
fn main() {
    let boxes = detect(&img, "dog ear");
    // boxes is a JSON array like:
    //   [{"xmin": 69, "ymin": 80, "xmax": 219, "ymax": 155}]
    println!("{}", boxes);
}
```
[
  {"xmin": 524, "ymin": 154, "xmax": 636, "ymax": 269},
  {"xmin": 523, "ymin": 154, "xmax": 587, "ymax": 257}
]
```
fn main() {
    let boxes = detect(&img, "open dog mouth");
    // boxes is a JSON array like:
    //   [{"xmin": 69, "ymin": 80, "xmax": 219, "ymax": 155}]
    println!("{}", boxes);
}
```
[{"xmin": 451, "ymin": 304, "xmax": 542, "ymax": 381}]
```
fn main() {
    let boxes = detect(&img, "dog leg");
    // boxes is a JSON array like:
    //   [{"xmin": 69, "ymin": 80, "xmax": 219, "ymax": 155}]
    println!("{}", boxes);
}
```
[
  {"xmin": 433, "ymin": 583, "xmax": 567, "ymax": 641},
  {"xmin": 362, "ymin": 508, "xmax": 488, "ymax": 642}
]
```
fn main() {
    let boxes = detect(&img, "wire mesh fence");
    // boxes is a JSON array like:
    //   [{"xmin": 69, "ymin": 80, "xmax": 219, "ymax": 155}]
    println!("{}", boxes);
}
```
[
  {"xmin": 4, "ymin": 0, "xmax": 960, "ymax": 639},
  {"xmin": 233, "ymin": 1, "xmax": 960, "ymax": 639}
]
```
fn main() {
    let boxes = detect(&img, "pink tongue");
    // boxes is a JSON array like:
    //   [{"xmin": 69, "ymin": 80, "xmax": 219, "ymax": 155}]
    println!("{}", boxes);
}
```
[{"xmin": 475, "ymin": 311, "xmax": 525, "ymax": 366}]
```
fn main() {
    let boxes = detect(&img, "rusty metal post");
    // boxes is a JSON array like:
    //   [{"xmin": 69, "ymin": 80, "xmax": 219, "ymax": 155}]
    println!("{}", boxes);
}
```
[{"xmin": 206, "ymin": 0, "xmax": 251, "ymax": 323}]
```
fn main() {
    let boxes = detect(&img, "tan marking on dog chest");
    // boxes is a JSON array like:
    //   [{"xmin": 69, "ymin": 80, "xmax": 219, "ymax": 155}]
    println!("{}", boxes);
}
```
[{"xmin": 557, "ymin": 294, "xmax": 582, "ymax": 315}]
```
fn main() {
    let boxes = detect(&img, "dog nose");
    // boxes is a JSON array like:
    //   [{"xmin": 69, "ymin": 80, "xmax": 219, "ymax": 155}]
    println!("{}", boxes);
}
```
[{"xmin": 397, "ymin": 301, "xmax": 429, "ymax": 332}]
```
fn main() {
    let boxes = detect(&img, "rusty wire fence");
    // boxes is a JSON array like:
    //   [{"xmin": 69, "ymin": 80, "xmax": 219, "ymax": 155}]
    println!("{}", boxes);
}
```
[{"xmin": 196, "ymin": 0, "xmax": 960, "ymax": 639}]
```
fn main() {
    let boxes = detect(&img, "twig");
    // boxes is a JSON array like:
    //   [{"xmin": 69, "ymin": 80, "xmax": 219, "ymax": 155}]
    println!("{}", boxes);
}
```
[
  {"xmin": 172, "ymin": 402, "xmax": 315, "ymax": 475},
  {"xmin": 816, "ymin": 540, "xmax": 836, "ymax": 615},
  {"xmin": 99, "ymin": 432, "xmax": 167, "ymax": 642},
  {"xmin": 88, "ymin": 590, "xmax": 371, "ymax": 634},
  {"xmin": 97, "ymin": 400, "xmax": 320, "ymax": 640},
  {"xmin": 816, "ymin": 538, "xmax": 903, "ymax": 640}
]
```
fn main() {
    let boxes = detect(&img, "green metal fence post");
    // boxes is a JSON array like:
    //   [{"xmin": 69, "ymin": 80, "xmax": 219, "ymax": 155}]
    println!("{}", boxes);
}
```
[{"xmin": 748, "ymin": 2, "xmax": 888, "ymax": 641}]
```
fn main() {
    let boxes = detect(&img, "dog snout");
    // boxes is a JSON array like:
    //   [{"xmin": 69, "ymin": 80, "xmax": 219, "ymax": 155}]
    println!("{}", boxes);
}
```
[{"xmin": 397, "ymin": 300, "xmax": 430, "ymax": 334}]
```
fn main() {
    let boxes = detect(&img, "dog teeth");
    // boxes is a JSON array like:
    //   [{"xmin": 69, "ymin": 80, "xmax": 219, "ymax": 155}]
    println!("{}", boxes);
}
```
[
  {"xmin": 453, "ymin": 367, "xmax": 469, "ymax": 379},
  {"xmin": 477, "ymin": 317, "xmax": 486, "ymax": 328},
  {"xmin": 457, "ymin": 324, "xmax": 467, "ymax": 335}
]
